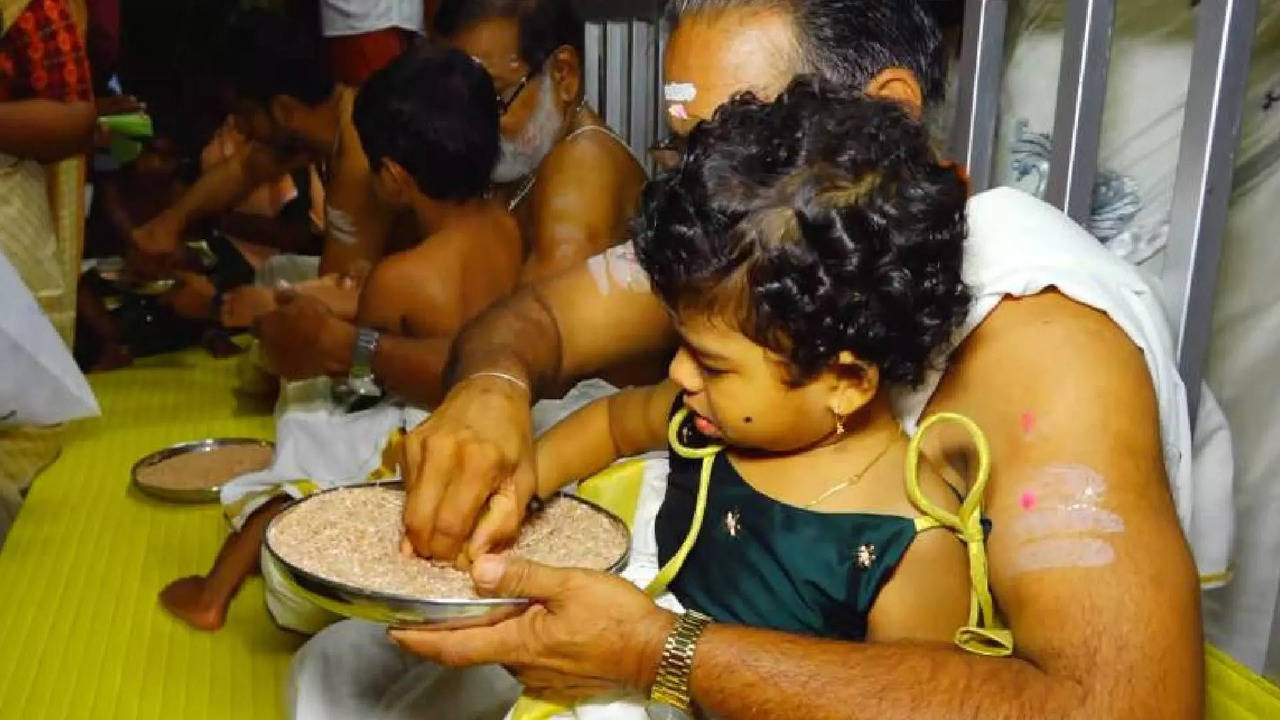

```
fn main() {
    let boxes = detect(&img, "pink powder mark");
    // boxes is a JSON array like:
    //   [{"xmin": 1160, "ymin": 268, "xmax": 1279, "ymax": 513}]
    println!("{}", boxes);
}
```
[
  {"xmin": 1020, "ymin": 410, "xmax": 1036, "ymax": 436},
  {"xmin": 668, "ymin": 103, "xmax": 689, "ymax": 120},
  {"xmin": 1020, "ymin": 492, "xmax": 1037, "ymax": 510}
]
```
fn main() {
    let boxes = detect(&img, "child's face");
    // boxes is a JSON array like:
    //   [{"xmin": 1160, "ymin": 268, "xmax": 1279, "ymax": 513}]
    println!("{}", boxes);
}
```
[{"xmin": 669, "ymin": 312, "xmax": 848, "ymax": 452}]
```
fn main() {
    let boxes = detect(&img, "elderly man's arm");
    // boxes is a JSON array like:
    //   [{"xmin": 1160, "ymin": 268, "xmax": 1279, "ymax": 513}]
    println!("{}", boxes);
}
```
[
  {"xmin": 253, "ymin": 291, "xmax": 454, "ymax": 407},
  {"xmin": 256, "ymin": 251, "xmax": 463, "ymax": 407},
  {"xmin": 0, "ymin": 98, "xmax": 95, "ymax": 162},
  {"xmin": 394, "ymin": 294, "xmax": 1202, "ymax": 719},
  {"xmin": 685, "ymin": 296, "xmax": 1202, "ymax": 720},
  {"xmin": 400, "ymin": 257, "xmax": 677, "ymax": 562}
]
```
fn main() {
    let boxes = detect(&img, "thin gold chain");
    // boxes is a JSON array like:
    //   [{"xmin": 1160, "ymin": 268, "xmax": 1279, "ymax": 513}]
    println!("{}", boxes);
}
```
[
  {"xmin": 507, "ymin": 102, "xmax": 589, "ymax": 212},
  {"xmin": 804, "ymin": 433, "xmax": 902, "ymax": 509}
]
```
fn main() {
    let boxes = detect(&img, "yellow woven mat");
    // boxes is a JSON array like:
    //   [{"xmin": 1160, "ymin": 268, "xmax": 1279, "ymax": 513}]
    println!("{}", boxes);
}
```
[
  {"xmin": 0, "ymin": 348, "xmax": 300, "ymax": 719},
  {"xmin": 3, "ymin": 348, "xmax": 1279, "ymax": 719}
]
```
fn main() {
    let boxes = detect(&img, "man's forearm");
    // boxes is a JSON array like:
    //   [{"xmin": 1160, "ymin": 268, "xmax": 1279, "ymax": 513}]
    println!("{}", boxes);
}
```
[
  {"xmin": 691, "ymin": 625, "xmax": 1085, "ymax": 720},
  {"xmin": 0, "ymin": 99, "xmax": 95, "ymax": 162},
  {"xmin": 217, "ymin": 212, "xmax": 317, "ymax": 253},
  {"xmin": 311, "ymin": 317, "xmax": 450, "ymax": 407},
  {"xmin": 373, "ymin": 334, "xmax": 453, "ymax": 407},
  {"xmin": 166, "ymin": 146, "xmax": 299, "ymax": 231},
  {"xmin": 441, "ymin": 289, "xmax": 564, "ymax": 400}
]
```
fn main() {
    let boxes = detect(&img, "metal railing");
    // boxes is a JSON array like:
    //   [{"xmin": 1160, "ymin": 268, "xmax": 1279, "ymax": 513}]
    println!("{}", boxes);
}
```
[
  {"xmin": 578, "ymin": 0, "xmax": 666, "ymax": 174},
  {"xmin": 949, "ymin": 0, "xmax": 1259, "ymax": 421}
]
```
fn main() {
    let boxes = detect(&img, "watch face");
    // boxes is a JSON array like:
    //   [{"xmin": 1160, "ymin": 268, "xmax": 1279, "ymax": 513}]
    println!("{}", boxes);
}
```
[
  {"xmin": 644, "ymin": 702, "xmax": 693, "ymax": 720},
  {"xmin": 346, "ymin": 374, "xmax": 381, "ymax": 397}
]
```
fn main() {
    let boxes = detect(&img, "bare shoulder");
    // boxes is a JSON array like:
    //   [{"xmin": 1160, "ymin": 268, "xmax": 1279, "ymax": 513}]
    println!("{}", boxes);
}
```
[
  {"xmin": 930, "ymin": 290, "xmax": 1155, "ymax": 448},
  {"xmin": 963, "ymin": 290, "xmax": 1146, "ymax": 384},
  {"xmin": 546, "ymin": 124, "xmax": 640, "ymax": 176},
  {"xmin": 537, "ymin": 125, "xmax": 645, "ymax": 207},
  {"xmin": 924, "ymin": 290, "xmax": 1201, "ymax": 718},
  {"xmin": 361, "ymin": 249, "xmax": 421, "ymax": 305},
  {"xmin": 356, "ymin": 250, "xmax": 412, "ymax": 331}
]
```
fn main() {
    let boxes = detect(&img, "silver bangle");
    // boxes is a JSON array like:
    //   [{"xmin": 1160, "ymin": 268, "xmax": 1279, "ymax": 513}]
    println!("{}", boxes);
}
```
[{"xmin": 465, "ymin": 370, "xmax": 531, "ymax": 394}]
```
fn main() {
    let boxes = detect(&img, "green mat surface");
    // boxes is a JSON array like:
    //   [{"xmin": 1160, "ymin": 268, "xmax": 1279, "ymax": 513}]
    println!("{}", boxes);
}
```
[{"xmin": 0, "ymin": 349, "xmax": 299, "ymax": 720}]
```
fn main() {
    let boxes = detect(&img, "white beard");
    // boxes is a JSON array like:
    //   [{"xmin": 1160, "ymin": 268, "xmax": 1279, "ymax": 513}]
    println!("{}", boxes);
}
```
[{"xmin": 492, "ymin": 78, "xmax": 565, "ymax": 183}]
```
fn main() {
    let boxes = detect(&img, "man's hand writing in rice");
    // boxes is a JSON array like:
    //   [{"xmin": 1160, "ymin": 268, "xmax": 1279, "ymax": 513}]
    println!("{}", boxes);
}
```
[{"xmin": 400, "ymin": 372, "xmax": 538, "ymax": 567}]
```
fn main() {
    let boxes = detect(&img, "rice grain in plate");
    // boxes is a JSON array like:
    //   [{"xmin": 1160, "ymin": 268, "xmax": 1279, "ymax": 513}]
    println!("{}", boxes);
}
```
[
  {"xmin": 268, "ymin": 486, "xmax": 628, "ymax": 601},
  {"xmin": 135, "ymin": 442, "xmax": 274, "ymax": 491}
]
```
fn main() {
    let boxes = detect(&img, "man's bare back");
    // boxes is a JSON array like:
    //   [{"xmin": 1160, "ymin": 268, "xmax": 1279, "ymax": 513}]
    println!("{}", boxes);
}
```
[
  {"xmin": 439, "ymin": 2, "xmax": 648, "ymax": 281},
  {"xmin": 357, "ymin": 204, "xmax": 522, "ymax": 339}
]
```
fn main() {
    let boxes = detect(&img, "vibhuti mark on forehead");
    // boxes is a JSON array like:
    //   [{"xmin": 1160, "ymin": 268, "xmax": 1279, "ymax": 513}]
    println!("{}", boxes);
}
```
[
  {"xmin": 664, "ymin": 82, "xmax": 698, "ymax": 102},
  {"xmin": 664, "ymin": 82, "xmax": 698, "ymax": 120}
]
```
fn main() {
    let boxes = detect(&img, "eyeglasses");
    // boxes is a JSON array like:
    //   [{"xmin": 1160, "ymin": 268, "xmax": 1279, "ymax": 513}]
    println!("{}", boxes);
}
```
[
  {"xmin": 497, "ymin": 69, "xmax": 538, "ymax": 115},
  {"xmin": 648, "ymin": 134, "xmax": 688, "ymax": 172}
]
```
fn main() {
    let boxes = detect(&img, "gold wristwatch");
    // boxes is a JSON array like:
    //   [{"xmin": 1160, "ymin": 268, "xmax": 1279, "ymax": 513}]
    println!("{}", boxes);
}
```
[{"xmin": 646, "ymin": 610, "xmax": 713, "ymax": 719}]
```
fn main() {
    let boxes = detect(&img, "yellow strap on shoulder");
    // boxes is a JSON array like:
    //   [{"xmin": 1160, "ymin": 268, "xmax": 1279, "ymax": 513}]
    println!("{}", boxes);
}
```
[
  {"xmin": 510, "ymin": 409, "xmax": 723, "ymax": 720},
  {"xmin": 905, "ymin": 412, "xmax": 1014, "ymax": 658},
  {"xmin": 644, "ymin": 408, "xmax": 721, "ymax": 597}
]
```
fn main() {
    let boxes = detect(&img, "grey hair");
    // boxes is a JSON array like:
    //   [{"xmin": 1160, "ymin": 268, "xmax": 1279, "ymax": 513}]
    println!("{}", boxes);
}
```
[{"xmin": 665, "ymin": 0, "xmax": 945, "ymax": 103}]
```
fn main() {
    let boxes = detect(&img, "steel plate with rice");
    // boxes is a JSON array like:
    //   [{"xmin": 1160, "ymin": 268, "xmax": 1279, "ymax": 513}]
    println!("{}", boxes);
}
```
[
  {"xmin": 132, "ymin": 438, "xmax": 275, "ymax": 503},
  {"xmin": 264, "ymin": 483, "xmax": 631, "ymax": 626}
]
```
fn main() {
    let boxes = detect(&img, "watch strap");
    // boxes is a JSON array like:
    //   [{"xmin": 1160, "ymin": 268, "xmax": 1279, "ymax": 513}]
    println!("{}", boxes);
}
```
[
  {"xmin": 345, "ymin": 326, "xmax": 382, "ymax": 398},
  {"xmin": 350, "ymin": 326, "xmax": 380, "ymax": 377},
  {"xmin": 649, "ymin": 610, "xmax": 712, "ymax": 712}
]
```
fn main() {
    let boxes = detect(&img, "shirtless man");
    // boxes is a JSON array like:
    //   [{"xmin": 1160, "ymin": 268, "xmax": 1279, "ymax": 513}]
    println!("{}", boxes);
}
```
[
  {"xmin": 434, "ymin": 0, "xmax": 648, "ymax": 282},
  {"xmin": 126, "ymin": 9, "xmax": 399, "ymax": 332},
  {"xmin": 319, "ymin": 1, "xmax": 1206, "ymax": 718},
  {"xmin": 129, "ymin": 9, "xmax": 394, "ymax": 300},
  {"xmin": 254, "ymin": 0, "xmax": 649, "ymax": 403},
  {"xmin": 351, "ymin": 44, "xmax": 521, "ymax": 356},
  {"xmin": 159, "ymin": 42, "xmax": 519, "ymax": 631}
]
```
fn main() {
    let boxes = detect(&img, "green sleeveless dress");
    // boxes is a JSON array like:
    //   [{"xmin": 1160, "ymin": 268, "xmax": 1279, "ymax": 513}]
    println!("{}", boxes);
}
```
[{"xmin": 656, "ymin": 410, "xmax": 932, "ymax": 641}]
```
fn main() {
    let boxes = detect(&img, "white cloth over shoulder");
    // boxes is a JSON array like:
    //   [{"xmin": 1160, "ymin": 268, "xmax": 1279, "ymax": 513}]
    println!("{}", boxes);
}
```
[
  {"xmin": 891, "ymin": 187, "xmax": 1233, "ymax": 583},
  {"xmin": 320, "ymin": 0, "xmax": 424, "ymax": 37},
  {"xmin": 0, "ymin": 248, "xmax": 98, "ymax": 427}
]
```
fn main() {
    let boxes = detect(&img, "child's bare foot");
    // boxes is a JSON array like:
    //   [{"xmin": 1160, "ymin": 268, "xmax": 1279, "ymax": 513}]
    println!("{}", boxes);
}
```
[{"xmin": 159, "ymin": 576, "xmax": 227, "ymax": 631}]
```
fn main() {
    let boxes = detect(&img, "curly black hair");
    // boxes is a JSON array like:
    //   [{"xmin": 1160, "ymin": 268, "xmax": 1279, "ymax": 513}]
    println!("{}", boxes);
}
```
[{"xmin": 634, "ymin": 77, "xmax": 970, "ymax": 387}]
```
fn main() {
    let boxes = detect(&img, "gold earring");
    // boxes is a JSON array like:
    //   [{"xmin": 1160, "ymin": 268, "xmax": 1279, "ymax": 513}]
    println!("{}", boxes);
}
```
[{"xmin": 835, "ymin": 413, "xmax": 847, "ymax": 436}]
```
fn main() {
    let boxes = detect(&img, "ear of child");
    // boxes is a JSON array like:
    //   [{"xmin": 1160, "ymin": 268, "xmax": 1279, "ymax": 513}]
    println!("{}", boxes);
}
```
[{"xmin": 825, "ymin": 350, "xmax": 880, "ymax": 423}]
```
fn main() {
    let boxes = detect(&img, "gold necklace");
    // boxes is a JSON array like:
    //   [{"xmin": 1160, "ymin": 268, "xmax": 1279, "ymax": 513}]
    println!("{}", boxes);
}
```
[
  {"xmin": 803, "ymin": 433, "xmax": 902, "ymax": 509},
  {"xmin": 507, "ymin": 172, "xmax": 537, "ymax": 211}
]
